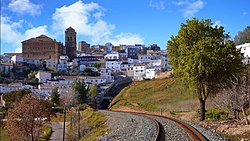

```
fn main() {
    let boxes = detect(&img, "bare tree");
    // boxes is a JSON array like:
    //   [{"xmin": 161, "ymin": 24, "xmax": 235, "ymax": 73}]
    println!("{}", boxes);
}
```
[
  {"xmin": 5, "ymin": 95, "xmax": 51, "ymax": 141},
  {"xmin": 213, "ymin": 70, "xmax": 250, "ymax": 124}
]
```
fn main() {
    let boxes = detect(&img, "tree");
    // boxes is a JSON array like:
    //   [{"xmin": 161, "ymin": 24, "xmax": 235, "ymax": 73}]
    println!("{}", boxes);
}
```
[
  {"xmin": 71, "ymin": 80, "xmax": 88, "ymax": 105},
  {"xmin": 50, "ymin": 87, "xmax": 60, "ymax": 106},
  {"xmin": 93, "ymin": 63, "xmax": 101, "ymax": 70},
  {"xmin": 167, "ymin": 18, "xmax": 244, "ymax": 121},
  {"xmin": 87, "ymin": 85, "xmax": 98, "ymax": 98},
  {"xmin": 234, "ymin": 26, "xmax": 250, "ymax": 45},
  {"xmin": 5, "ymin": 95, "xmax": 51, "ymax": 141},
  {"xmin": 213, "ymin": 70, "xmax": 250, "ymax": 124},
  {"xmin": 2, "ymin": 89, "xmax": 31, "ymax": 113}
]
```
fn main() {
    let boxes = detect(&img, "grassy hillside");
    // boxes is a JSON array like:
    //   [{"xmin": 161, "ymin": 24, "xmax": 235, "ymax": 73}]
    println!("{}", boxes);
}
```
[{"xmin": 110, "ymin": 78, "xmax": 201, "ymax": 113}]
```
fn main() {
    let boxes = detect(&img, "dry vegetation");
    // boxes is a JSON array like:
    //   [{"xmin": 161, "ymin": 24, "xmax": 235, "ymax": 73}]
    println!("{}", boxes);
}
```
[
  {"xmin": 110, "ymin": 77, "xmax": 250, "ymax": 141},
  {"xmin": 110, "ymin": 78, "xmax": 202, "ymax": 112}
]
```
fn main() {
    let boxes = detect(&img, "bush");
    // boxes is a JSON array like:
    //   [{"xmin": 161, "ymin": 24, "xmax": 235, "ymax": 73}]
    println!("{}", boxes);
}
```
[
  {"xmin": 205, "ymin": 108, "xmax": 228, "ymax": 121},
  {"xmin": 38, "ymin": 125, "xmax": 52, "ymax": 141}
]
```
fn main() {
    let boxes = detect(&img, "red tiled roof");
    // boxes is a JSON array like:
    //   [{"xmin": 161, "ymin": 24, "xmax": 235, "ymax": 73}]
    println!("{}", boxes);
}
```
[{"xmin": 4, "ymin": 53, "xmax": 22, "ymax": 57}]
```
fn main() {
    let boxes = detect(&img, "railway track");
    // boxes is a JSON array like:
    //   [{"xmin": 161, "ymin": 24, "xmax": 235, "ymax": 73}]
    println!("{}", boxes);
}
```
[{"xmin": 109, "ymin": 110, "xmax": 208, "ymax": 141}]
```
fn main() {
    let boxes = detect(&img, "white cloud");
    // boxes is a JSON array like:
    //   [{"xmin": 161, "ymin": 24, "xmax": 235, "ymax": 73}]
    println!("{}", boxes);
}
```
[
  {"xmin": 24, "ymin": 25, "xmax": 49, "ymax": 39},
  {"xmin": 149, "ymin": 0, "xmax": 165, "ymax": 10},
  {"xmin": 2, "ymin": 1, "xmax": 144, "ymax": 53},
  {"xmin": 1, "ymin": 16, "xmax": 49, "ymax": 53},
  {"xmin": 1, "ymin": 16, "xmax": 24, "ymax": 53},
  {"xmin": 212, "ymin": 20, "xmax": 226, "ymax": 28},
  {"xmin": 52, "ymin": 0, "xmax": 143, "ymax": 45},
  {"xmin": 52, "ymin": 1, "xmax": 114, "ymax": 43},
  {"xmin": 108, "ymin": 33, "xmax": 144, "ymax": 46},
  {"xmin": 8, "ymin": 0, "xmax": 42, "ymax": 16},
  {"xmin": 176, "ymin": 0, "xmax": 204, "ymax": 18}
]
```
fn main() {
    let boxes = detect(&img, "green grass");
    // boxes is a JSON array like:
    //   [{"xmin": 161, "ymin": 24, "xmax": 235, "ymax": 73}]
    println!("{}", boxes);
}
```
[
  {"xmin": 67, "ymin": 107, "xmax": 109, "ymax": 141},
  {"xmin": 0, "ymin": 128, "xmax": 8, "ymax": 141},
  {"xmin": 110, "ymin": 78, "xmax": 198, "ymax": 112},
  {"xmin": 38, "ymin": 124, "xmax": 52, "ymax": 141},
  {"xmin": 223, "ymin": 131, "xmax": 250, "ymax": 141}
]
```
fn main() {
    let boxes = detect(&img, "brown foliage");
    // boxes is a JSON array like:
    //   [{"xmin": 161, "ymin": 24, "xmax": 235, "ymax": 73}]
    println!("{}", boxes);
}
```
[{"xmin": 5, "ymin": 94, "xmax": 51, "ymax": 141}]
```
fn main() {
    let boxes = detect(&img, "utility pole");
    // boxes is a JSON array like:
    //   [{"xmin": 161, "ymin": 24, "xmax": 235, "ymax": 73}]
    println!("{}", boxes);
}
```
[
  {"xmin": 63, "ymin": 106, "xmax": 66, "ymax": 141},
  {"xmin": 78, "ymin": 106, "xmax": 80, "ymax": 140}
]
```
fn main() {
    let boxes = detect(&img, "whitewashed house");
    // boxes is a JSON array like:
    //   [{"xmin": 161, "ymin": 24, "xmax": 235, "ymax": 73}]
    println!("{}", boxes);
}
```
[
  {"xmin": 0, "ymin": 84, "xmax": 21, "ymax": 93},
  {"xmin": 145, "ymin": 68, "xmax": 156, "ymax": 79},
  {"xmin": 128, "ymin": 58, "xmax": 139, "ymax": 64},
  {"xmin": 11, "ymin": 55, "xmax": 24, "ymax": 63},
  {"xmin": 46, "ymin": 60, "xmax": 58, "ymax": 70},
  {"xmin": 150, "ymin": 59, "xmax": 162, "ymax": 72},
  {"xmin": 236, "ymin": 43, "xmax": 250, "ymax": 64},
  {"xmin": 0, "ymin": 62, "xmax": 13, "ymax": 74},
  {"xmin": 58, "ymin": 56, "xmax": 69, "ymax": 72},
  {"xmin": 26, "ymin": 59, "xmax": 41, "ymax": 66},
  {"xmin": 84, "ymin": 76, "xmax": 106, "ymax": 85},
  {"xmin": 120, "ymin": 62, "xmax": 134, "ymax": 71},
  {"xmin": 35, "ymin": 71, "xmax": 51, "ymax": 83},
  {"xmin": 106, "ymin": 60, "xmax": 122, "ymax": 71},
  {"xmin": 138, "ymin": 55, "xmax": 151, "ymax": 63},
  {"xmin": 105, "ymin": 51, "xmax": 119, "ymax": 60},
  {"xmin": 32, "ymin": 89, "xmax": 51, "ymax": 100},
  {"xmin": 100, "ymin": 68, "xmax": 114, "ymax": 83},
  {"xmin": 133, "ymin": 63, "xmax": 146, "ymax": 80}
]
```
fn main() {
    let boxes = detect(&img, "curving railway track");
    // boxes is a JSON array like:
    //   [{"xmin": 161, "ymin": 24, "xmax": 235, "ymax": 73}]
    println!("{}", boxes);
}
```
[{"xmin": 101, "ymin": 110, "xmax": 208, "ymax": 141}]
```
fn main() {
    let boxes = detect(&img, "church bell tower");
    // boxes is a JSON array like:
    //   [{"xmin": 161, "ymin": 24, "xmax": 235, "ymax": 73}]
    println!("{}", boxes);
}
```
[{"xmin": 65, "ymin": 27, "xmax": 76, "ymax": 60}]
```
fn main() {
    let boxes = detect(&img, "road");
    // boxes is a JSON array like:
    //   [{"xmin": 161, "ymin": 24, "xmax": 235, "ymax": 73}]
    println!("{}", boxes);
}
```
[{"xmin": 49, "ymin": 122, "xmax": 68, "ymax": 141}]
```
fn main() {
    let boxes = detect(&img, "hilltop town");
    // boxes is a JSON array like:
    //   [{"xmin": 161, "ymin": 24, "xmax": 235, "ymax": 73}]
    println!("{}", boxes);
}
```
[{"xmin": 0, "ymin": 27, "xmax": 172, "ymax": 108}]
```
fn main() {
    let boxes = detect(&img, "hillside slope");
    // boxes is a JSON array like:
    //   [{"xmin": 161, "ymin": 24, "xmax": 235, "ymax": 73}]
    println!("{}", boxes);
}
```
[{"xmin": 110, "ymin": 78, "xmax": 200, "ymax": 113}]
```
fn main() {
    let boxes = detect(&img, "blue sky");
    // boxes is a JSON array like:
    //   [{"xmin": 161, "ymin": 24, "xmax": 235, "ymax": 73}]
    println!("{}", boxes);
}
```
[{"xmin": 1, "ymin": 0, "xmax": 249, "ymax": 53}]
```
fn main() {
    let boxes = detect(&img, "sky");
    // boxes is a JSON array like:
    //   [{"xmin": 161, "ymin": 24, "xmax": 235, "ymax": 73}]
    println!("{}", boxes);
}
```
[{"xmin": 1, "ymin": 0, "xmax": 249, "ymax": 54}]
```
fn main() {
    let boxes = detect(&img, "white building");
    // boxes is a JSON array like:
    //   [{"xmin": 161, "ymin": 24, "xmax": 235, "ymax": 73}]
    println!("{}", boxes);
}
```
[
  {"xmin": 0, "ymin": 83, "xmax": 32, "ymax": 93},
  {"xmin": 236, "ymin": 43, "xmax": 250, "ymax": 64},
  {"xmin": 145, "ymin": 68, "xmax": 156, "ymax": 79},
  {"xmin": 138, "ymin": 55, "xmax": 151, "ymax": 63},
  {"xmin": 46, "ymin": 60, "xmax": 58, "ymax": 70},
  {"xmin": 11, "ymin": 55, "xmax": 24, "ymax": 63},
  {"xmin": 105, "ymin": 42, "xmax": 113, "ymax": 51},
  {"xmin": 128, "ymin": 58, "xmax": 139, "ymax": 64},
  {"xmin": 106, "ymin": 60, "xmax": 122, "ymax": 71},
  {"xmin": 120, "ymin": 62, "xmax": 134, "ymax": 71},
  {"xmin": 133, "ymin": 64, "xmax": 146, "ymax": 80},
  {"xmin": 0, "ymin": 62, "xmax": 13, "ymax": 74},
  {"xmin": 58, "ymin": 56, "xmax": 69, "ymax": 72},
  {"xmin": 100, "ymin": 68, "xmax": 114, "ymax": 83},
  {"xmin": 0, "ymin": 84, "xmax": 22, "ymax": 93},
  {"xmin": 84, "ymin": 76, "xmax": 106, "ymax": 85},
  {"xmin": 105, "ymin": 52, "xmax": 119, "ymax": 60},
  {"xmin": 26, "ymin": 59, "xmax": 41, "ymax": 66},
  {"xmin": 35, "ymin": 71, "xmax": 51, "ymax": 83}
]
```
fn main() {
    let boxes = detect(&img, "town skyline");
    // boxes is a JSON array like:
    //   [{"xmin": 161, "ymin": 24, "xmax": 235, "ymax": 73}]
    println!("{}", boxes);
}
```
[{"xmin": 1, "ymin": 0, "xmax": 250, "ymax": 54}]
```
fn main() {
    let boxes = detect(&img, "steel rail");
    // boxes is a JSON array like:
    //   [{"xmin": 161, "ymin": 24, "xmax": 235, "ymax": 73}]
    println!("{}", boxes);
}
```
[{"xmin": 111, "ymin": 110, "xmax": 208, "ymax": 141}]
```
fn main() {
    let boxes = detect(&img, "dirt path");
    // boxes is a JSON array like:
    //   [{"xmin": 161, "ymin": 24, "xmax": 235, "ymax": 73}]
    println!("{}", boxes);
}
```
[{"xmin": 49, "ymin": 122, "xmax": 68, "ymax": 141}]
